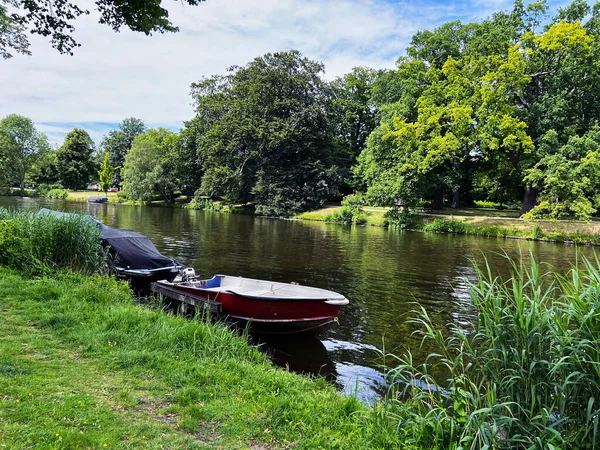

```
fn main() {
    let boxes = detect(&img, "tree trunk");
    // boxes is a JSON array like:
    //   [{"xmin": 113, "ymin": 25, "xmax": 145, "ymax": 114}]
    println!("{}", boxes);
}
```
[
  {"xmin": 165, "ymin": 190, "xmax": 174, "ymax": 204},
  {"xmin": 432, "ymin": 192, "xmax": 444, "ymax": 210},
  {"xmin": 451, "ymin": 189, "xmax": 460, "ymax": 209},
  {"xmin": 520, "ymin": 186, "xmax": 538, "ymax": 216}
]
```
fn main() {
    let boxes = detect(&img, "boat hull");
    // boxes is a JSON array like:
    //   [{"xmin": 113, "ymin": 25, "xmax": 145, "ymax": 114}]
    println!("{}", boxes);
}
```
[
  {"xmin": 87, "ymin": 196, "xmax": 108, "ymax": 203},
  {"xmin": 164, "ymin": 284, "xmax": 343, "ymax": 335}
]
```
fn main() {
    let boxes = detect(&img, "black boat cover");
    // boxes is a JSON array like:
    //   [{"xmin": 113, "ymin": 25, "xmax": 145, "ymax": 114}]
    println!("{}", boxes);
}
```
[
  {"xmin": 37, "ymin": 208, "xmax": 180, "ymax": 270},
  {"xmin": 100, "ymin": 227, "xmax": 180, "ymax": 270}
]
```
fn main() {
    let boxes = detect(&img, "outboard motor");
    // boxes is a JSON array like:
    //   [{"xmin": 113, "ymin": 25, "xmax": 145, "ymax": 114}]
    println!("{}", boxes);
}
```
[{"xmin": 181, "ymin": 267, "xmax": 197, "ymax": 282}]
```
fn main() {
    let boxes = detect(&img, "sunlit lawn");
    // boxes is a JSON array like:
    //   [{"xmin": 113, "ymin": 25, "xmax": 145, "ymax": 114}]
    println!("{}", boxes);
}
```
[
  {"xmin": 295, "ymin": 207, "xmax": 340, "ymax": 221},
  {"xmin": 66, "ymin": 190, "xmax": 118, "ymax": 200},
  {"xmin": 297, "ymin": 204, "xmax": 600, "ymax": 236},
  {"xmin": 459, "ymin": 216, "xmax": 600, "ymax": 235},
  {"xmin": 424, "ymin": 207, "xmax": 521, "ymax": 219}
]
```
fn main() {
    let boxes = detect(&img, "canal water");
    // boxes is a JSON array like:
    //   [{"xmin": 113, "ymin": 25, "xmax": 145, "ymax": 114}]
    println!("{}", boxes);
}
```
[{"xmin": 1, "ymin": 196, "xmax": 594, "ymax": 402}]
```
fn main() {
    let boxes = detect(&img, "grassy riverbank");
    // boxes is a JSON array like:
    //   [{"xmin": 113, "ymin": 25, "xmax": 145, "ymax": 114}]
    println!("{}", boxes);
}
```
[
  {"xmin": 0, "ymin": 268, "xmax": 402, "ymax": 449},
  {"xmin": 66, "ymin": 190, "xmax": 193, "ymax": 207},
  {"xmin": 0, "ymin": 208, "xmax": 402, "ymax": 448},
  {"xmin": 3, "ymin": 208, "xmax": 600, "ymax": 447},
  {"xmin": 66, "ymin": 190, "xmax": 119, "ymax": 201},
  {"xmin": 297, "ymin": 205, "xmax": 600, "ymax": 245}
]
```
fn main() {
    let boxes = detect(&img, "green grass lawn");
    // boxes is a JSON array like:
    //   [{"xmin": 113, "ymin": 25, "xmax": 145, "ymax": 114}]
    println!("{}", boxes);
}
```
[
  {"xmin": 296, "ymin": 204, "xmax": 600, "ymax": 242},
  {"xmin": 423, "ymin": 207, "xmax": 521, "ymax": 219},
  {"xmin": 0, "ymin": 268, "xmax": 401, "ymax": 449},
  {"xmin": 297, "ymin": 205, "xmax": 521, "ymax": 225},
  {"xmin": 66, "ymin": 190, "xmax": 119, "ymax": 201},
  {"xmin": 296, "ymin": 205, "xmax": 387, "ymax": 226}
]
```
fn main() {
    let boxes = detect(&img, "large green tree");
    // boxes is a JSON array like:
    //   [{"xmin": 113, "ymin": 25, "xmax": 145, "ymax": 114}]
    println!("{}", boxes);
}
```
[
  {"xmin": 100, "ymin": 117, "xmax": 145, "ymax": 187},
  {"xmin": 55, "ymin": 128, "xmax": 95, "ymax": 190},
  {"xmin": 0, "ymin": 114, "xmax": 50, "ymax": 189},
  {"xmin": 187, "ymin": 50, "xmax": 341, "ymax": 216},
  {"xmin": 516, "ymin": 5, "xmax": 600, "ymax": 213},
  {"xmin": 176, "ymin": 119, "xmax": 205, "ymax": 196},
  {"xmin": 27, "ymin": 146, "xmax": 59, "ymax": 185},
  {"xmin": 121, "ymin": 128, "xmax": 180, "ymax": 204},
  {"xmin": 357, "ymin": 0, "xmax": 600, "ymax": 216},
  {"xmin": 357, "ymin": 46, "xmax": 532, "ymax": 209},
  {"xmin": 1, "ymin": 0, "xmax": 206, "ymax": 58}
]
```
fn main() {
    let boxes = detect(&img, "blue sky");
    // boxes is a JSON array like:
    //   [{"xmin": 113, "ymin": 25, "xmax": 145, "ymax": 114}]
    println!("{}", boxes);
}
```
[{"xmin": 0, "ymin": 0, "xmax": 570, "ymax": 146}]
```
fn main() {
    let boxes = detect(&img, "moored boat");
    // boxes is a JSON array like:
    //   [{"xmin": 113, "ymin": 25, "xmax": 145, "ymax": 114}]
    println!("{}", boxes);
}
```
[
  {"xmin": 87, "ymin": 196, "xmax": 108, "ymax": 203},
  {"xmin": 155, "ymin": 274, "xmax": 349, "ymax": 335},
  {"xmin": 99, "ymin": 225, "xmax": 183, "ymax": 289},
  {"xmin": 37, "ymin": 208, "xmax": 183, "ymax": 289}
]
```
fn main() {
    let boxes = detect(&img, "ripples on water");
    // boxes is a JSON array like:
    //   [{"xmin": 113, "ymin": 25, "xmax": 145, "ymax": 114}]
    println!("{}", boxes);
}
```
[{"xmin": 1, "ymin": 196, "xmax": 593, "ymax": 402}]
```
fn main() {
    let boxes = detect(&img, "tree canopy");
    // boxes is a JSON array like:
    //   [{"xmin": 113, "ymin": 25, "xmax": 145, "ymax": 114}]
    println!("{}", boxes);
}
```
[
  {"xmin": 186, "ymin": 50, "xmax": 342, "ymax": 216},
  {"xmin": 1, "ymin": 0, "xmax": 206, "ymax": 58},
  {"xmin": 121, "ymin": 128, "xmax": 180, "ymax": 204},
  {"xmin": 100, "ymin": 117, "xmax": 145, "ymax": 187},
  {"xmin": 5, "ymin": 0, "xmax": 600, "ymax": 220},
  {"xmin": 356, "ymin": 0, "xmax": 600, "ymax": 219},
  {"xmin": 55, "ymin": 128, "xmax": 95, "ymax": 190}
]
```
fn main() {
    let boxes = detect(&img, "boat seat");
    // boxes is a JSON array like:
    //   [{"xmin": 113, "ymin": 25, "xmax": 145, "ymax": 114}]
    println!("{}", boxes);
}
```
[{"xmin": 190, "ymin": 286, "xmax": 273, "ymax": 296}]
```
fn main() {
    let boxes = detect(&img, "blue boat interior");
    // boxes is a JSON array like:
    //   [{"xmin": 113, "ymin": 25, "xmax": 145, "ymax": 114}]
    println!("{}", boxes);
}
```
[{"xmin": 200, "ymin": 275, "xmax": 223, "ymax": 288}]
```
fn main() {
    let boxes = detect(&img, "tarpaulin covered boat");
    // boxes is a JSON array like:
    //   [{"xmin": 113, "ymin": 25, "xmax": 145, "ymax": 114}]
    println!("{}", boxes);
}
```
[
  {"xmin": 37, "ymin": 208, "xmax": 183, "ymax": 286},
  {"xmin": 155, "ymin": 274, "xmax": 349, "ymax": 335}
]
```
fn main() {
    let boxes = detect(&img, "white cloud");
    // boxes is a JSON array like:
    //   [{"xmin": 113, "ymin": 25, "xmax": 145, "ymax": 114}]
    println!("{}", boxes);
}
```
[{"xmin": 0, "ymin": 0, "xmax": 563, "ymax": 144}]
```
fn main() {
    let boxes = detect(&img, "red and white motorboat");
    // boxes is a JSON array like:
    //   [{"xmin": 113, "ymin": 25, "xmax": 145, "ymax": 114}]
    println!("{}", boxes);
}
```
[{"xmin": 155, "ymin": 273, "xmax": 349, "ymax": 335}]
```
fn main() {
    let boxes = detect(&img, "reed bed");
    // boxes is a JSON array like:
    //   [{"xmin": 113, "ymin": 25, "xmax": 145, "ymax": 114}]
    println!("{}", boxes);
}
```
[
  {"xmin": 0, "ymin": 207, "xmax": 105, "ymax": 274},
  {"xmin": 383, "ymin": 255, "xmax": 600, "ymax": 449}
]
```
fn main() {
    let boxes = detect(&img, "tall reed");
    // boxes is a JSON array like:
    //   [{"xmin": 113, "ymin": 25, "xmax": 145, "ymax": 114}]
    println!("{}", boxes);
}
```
[
  {"xmin": 0, "ymin": 208, "xmax": 105, "ymax": 274},
  {"xmin": 382, "ymin": 255, "xmax": 600, "ymax": 449}
]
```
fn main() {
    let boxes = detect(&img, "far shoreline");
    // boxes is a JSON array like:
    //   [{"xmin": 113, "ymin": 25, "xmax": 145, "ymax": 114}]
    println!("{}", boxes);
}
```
[{"xmin": 4, "ymin": 191, "xmax": 600, "ymax": 246}]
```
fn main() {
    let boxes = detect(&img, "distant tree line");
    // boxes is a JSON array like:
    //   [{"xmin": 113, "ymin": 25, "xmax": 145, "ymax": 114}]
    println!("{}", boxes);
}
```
[{"xmin": 3, "ymin": 0, "xmax": 600, "ymax": 220}]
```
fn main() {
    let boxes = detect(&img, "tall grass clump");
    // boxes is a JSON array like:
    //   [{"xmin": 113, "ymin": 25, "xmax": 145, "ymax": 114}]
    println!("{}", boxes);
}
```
[
  {"xmin": 383, "ymin": 256, "xmax": 600, "ymax": 449},
  {"xmin": 0, "ymin": 208, "xmax": 105, "ymax": 275},
  {"xmin": 422, "ymin": 218, "xmax": 510, "ymax": 238},
  {"xmin": 44, "ymin": 188, "xmax": 69, "ymax": 199},
  {"xmin": 423, "ymin": 218, "xmax": 468, "ymax": 234}
]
